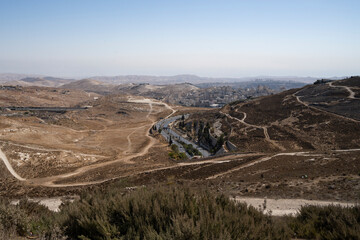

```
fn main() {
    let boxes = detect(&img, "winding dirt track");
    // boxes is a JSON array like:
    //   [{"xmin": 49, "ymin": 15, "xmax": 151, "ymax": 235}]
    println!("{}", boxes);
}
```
[
  {"xmin": 0, "ymin": 149, "xmax": 25, "ymax": 181},
  {"xmin": 0, "ymin": 97, "xmax": 176, "ymax": 187},
  {"xmin": 328, "ymin": 81, "xmax": 358, "ymax": 99},
  {"xmin": 206, "ymin": 148, "xmax": 360, "ymax": 180},
  {"xmin": 220, "ymin": 110, "xmax": 285, "ymax": 151},
  {"xmin": 234, "ymin": 197, "xmax": 355, "ymax": 216},
  {"xmin": 294, "ymin": 90, "xmax": 360, "ymax": 123},
  {"xmin": 1, "ymin": 94, "xmax": 359, "ymax": 189},
  {"xmin": 207, "ymin": 152, "xmax": 315, "ymax": 180}
]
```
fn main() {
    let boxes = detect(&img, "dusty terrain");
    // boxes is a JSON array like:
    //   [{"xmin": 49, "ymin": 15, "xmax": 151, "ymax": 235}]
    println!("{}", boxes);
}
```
[
  {"xmin": 0, "ymin": 87, "xmax": 178, "ymax": 189},
  {"xmin": 215, "ymin": 79, "xmax": 360, "ymax": 153},
  {"xmin": 1, "ymin": 78, "xmax": 360, "ymax": 211}
]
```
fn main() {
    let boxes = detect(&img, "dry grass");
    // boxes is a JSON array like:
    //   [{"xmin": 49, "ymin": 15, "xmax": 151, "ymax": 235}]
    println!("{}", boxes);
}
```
[{"xmin": 1, "ymin": 184, "xmax": 360, "ymax": 239}]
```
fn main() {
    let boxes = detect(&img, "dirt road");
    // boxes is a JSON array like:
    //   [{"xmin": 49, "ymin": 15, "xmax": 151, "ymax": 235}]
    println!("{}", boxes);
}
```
[
  {"xmin": 206, "ymin": 152, "xmax": 315, "ymax": 179},
  {"xmin": 328, "ymin": 81, "xmax": 358, "ymax": 99},
  {"xmin": 0, "ymin": 97, "xmax": 176, "ymax": 187},
  {"xmin": 221, "ymin": 110, "xmax": 285, "ymax": 151},
  {"xmin": 11, "ymin": 195, "xmax": 356, "ymax": 214},
  {"xmin": 234, "ymin": 197, "xmax": 356, "ymax": 216},
  {"xmin": 0, "ymin": 149, "xmax": 25, "ymax": 181},
  {"xmin": 293, "ymin": 91, "xmax": 360, "ymax": 123}
]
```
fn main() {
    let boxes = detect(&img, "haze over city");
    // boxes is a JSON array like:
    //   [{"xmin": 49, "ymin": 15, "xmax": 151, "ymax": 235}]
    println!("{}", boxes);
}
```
[
  {"xmin": 0, "ymin": 0, "xmax": 359, "ymax": 78},
  {"xmin": 1, "ymin": 1, "xmax": 360, "ymax": 239}
]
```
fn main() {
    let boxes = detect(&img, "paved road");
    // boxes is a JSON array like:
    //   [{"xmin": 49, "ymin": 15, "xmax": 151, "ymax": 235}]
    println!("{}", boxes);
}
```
[
  {"xmin": 156, "ymin": 115, "xmax": 211, "ymax": 158},
  {"xmin": 156, "ymin": 115, "xmax": 191, "ymax": 158}
]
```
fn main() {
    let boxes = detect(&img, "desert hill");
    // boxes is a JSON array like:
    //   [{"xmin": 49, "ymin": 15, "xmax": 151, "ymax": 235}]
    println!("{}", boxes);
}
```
[
  {"xmin": 4, "ymin": 77, "xmax": 74, "ymax": 87},
  {"xmin": 0, "ymin": 85, "xmax": 95, "ymax": 107},
  {"xmin": 0, "ymin": 77, "xmax": 359, "ymax": 206},
  {"xmin": 183, "ymin": 77, "xmax": 360, "ymax": 153},
  {"xmin": 296, "ymin": 76, "xmax": 360, "ymax": 120},
  {"xmin": 60, "ymin": 79, "xmax": 116, "ymax": 94},
  {"xmin": 0, "ymin": 73, "xmax": 45, "ymax": 82},
  {"xmin": 1, "ymin": 73, "xmax": 313, "ymax": 107}
]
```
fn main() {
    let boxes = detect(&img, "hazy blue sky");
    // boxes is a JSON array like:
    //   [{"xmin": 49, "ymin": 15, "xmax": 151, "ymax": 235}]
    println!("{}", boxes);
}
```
[{"xmin": 0, "ymin": 0, "xmax": 359, "ymax": 78}]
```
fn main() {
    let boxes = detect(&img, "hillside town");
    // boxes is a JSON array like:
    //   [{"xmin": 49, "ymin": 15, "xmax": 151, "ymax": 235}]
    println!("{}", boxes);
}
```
[{"xmin": 166, "ymin": 85, "xmax": 275, "ymax": 107}]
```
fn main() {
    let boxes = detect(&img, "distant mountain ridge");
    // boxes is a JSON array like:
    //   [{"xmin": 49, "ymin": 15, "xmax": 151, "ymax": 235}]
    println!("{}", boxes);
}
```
[
  {"xmin": 0, "ymin": 73, "xmax": 45, "ymax": 82},
  {"xmin": 89, "ymin": 74, "xmax": 320, "ymax": 84},
  {"xmin": 60, "ymin": 79, "xmax": 115, "ymax": 94},
  {"xmin": 3, "ymin": 77, "xmax": 74, "ymax": 87},
  {"xmin": 1, "ymin": 72, "xmax": 349, "ymax": 86}
]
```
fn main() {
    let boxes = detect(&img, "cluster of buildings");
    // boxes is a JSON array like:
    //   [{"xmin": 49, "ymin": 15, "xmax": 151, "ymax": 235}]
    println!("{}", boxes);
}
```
[{"xmin": 166, "ymin": 85, "xmax": 273, "ymax": 107}]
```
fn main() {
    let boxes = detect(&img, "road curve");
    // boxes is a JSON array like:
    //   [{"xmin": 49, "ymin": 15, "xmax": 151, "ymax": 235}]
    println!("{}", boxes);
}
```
[
  {"xmin": 221, "ymin": 110, "xmax": 285, "ymax": 151},
  {"xmin": 0, "ymin": 97, "xmax": 176, "ymax": 186},
  {"xmin": 0, "ymin": 149, "xmax": 25, "ymax": 181},
  {"xmin": 293, "ymin": 91, "xmax": 360, "ymax": 123},
  {"xmin": 206, "ymin": 149, "xmax": 360, "ymax": 180},
  {"xmin": 328, "ymin": 81, "xmax": 358, "ymax": 99}
]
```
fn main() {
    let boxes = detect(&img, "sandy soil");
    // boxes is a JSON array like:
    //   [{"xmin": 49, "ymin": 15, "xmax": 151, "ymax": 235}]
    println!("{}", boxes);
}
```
[
  {"xmin": 11, "ymin": 196, "xmax": 75, "ymax": 212},
  {"xmin": 234, "ymin": 197, "xmax": 356, "ymax": 216},
  {"xmin": 1, "ymin": 83, "xmax": 360, "ymax": 206},
  {"xmin": 0, "ymin": 95, "xmax": 178, "ymax": 187}
]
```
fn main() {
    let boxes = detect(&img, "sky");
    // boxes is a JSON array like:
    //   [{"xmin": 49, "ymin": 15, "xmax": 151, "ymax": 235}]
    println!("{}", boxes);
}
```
[{"xmin": 0, "ymin": 0, "xmax": 359, "ymax": 78}]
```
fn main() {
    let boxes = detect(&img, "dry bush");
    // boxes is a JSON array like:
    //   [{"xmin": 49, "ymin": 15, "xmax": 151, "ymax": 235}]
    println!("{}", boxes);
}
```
[
  {"xmin": 1, "ymin": 185, "xmax": 359, "ymax": 240},
  {"xmin": 0, "ymin": 198, "xmax": 28, "ymax": 238},
  {"xmin": 290, "ymin": 204, "xmax": 360, "ymax": 240},
  {"xmin": 59, "ymin": 186, "xmax": 290, "ymax": 239},
  {"xmin": 0, "ymin": 198, "xmax": 65, "ymax": 240}
]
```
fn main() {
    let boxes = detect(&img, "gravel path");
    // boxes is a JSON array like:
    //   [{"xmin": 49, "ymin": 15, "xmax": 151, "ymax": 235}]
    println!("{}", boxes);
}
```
[{"xmin": 234, "ymin": 197, "xmax": 356, "ymax": 216}]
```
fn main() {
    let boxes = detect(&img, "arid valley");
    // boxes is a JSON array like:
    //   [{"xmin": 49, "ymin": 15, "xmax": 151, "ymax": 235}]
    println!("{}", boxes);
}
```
[
  {"xmin": 1, "ymin": 75, "xmax": 360, "ymax": 239},
  {"xmin": 1, "ymin": 77, "xmax": 359, "ymax": 205},
  {"xmin": 1, "ymin": 1, "xmax": 360, "ymax": 238}
]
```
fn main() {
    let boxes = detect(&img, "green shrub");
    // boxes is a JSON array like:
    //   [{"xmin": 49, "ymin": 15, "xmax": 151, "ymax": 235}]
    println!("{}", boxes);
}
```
[
  {"xmin": 1, "ymin": 186, "xmax": 359, "ymax": 240},
  {"xmin": 169, "ymin": 144, "xmax": 188, "ymax": 160},
  {"xmin": 58, "ymin": 186, "xmax": 289, "ymax": 239},
  {"xmin": 289, "ymin": 204, "xmax": 360, "ymax": 240},
  {"xmin": 180, "ymin": 142, "xmax": 202, "ymax": 157},
  {"xmin": 0, "ymin": 198, "xmax": 65, "ymax": 239},
  {"xmin": 17, "ymin": 199, "xmax": 62, "ymax": 238},
  {"xmin": 0, "ymin": 198, "xmax": 29, "ymax": 238}
]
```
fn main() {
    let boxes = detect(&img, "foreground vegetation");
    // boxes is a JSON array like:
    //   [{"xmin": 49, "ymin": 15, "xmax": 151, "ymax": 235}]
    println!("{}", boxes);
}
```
[{"xmin": 1, "ymin": 184, "xmax": 359, "ymax": 239}]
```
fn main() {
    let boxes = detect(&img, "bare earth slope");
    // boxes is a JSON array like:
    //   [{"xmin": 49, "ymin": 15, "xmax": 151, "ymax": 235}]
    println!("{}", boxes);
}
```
[
  {"xmin": 60, "ymin": 79, "xmax": 116, "ymax": 94},
  {"xmin": 0, "ymin": 79, "xmax": 360, "ymax": 206},
  {"xmin": 0, "ymin": 86, "xmax": 177, "ymax": 191},
  {"xmin": 217, "ymin": 78, "xmax": 360, "ymax": 153},
  {"xmin": 296, "ymin": 76, "xmax": 360, "ymax": 120},
  {"xmin": 0, "ymin": 85, "xmax": 96, "ymax": 107},
  {"xmin": 4, "ymin": 77, "xmax": 74, "ymax": 87}
]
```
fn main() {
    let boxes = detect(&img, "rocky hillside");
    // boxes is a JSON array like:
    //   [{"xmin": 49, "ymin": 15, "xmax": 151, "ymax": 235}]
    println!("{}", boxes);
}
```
[{"xmin": 184, "ymin": 77, "xmax": 360, "ymax": 153}]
